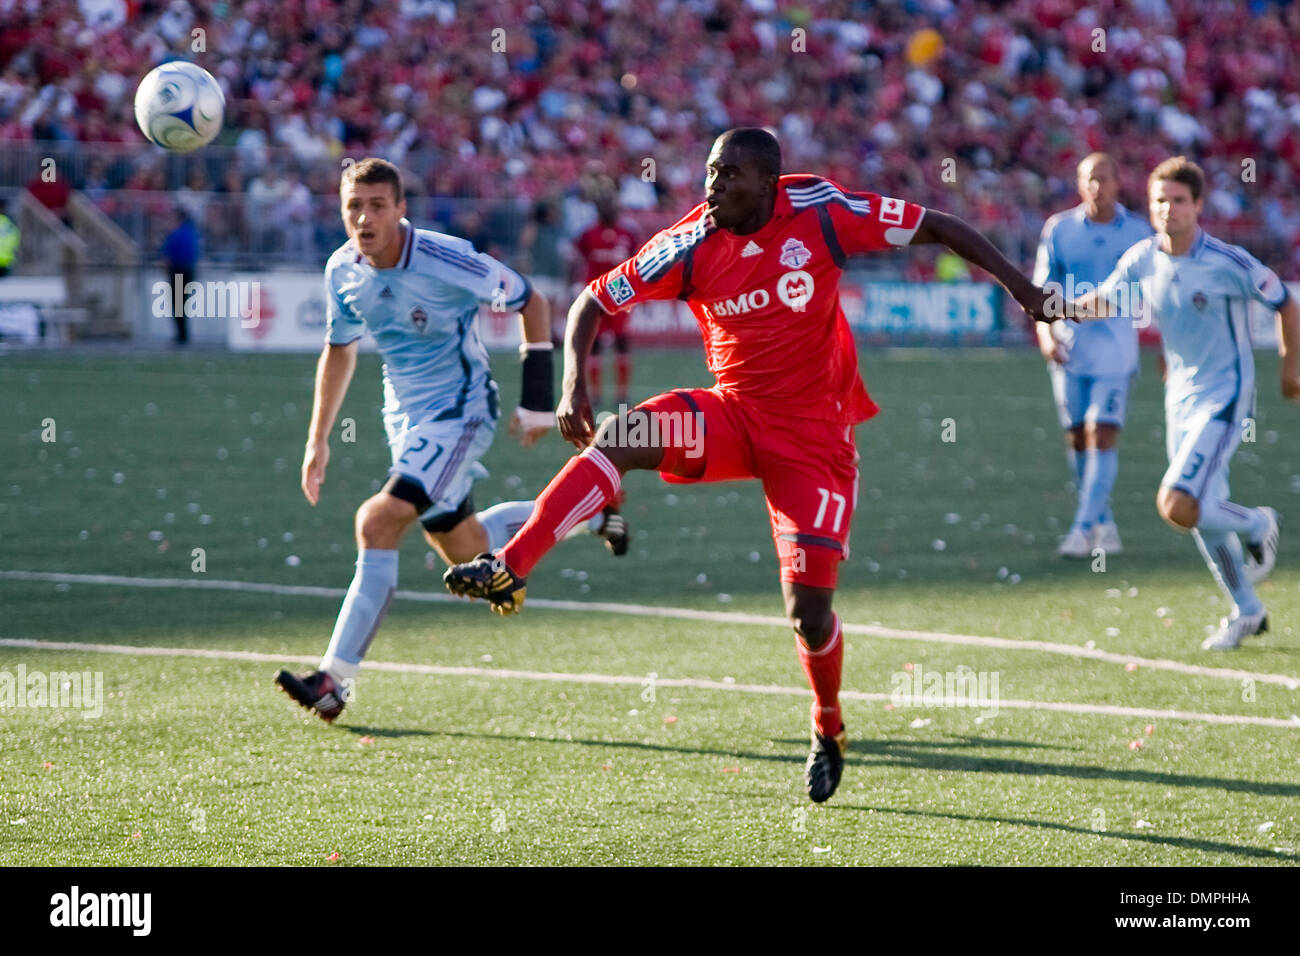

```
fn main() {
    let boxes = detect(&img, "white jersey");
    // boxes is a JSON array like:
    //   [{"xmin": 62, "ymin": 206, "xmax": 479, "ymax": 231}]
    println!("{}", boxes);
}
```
[
  {"xmin": 324, "ymin": 220, "xmax": 532, "ymax": 426},
  {"xmin": 1097, "ymin": 229, "xmax": 1289, "ymax": 419},
  {"xmin": 1033, "ymin": 203, "xmax": 1153, "ymax": 376}
]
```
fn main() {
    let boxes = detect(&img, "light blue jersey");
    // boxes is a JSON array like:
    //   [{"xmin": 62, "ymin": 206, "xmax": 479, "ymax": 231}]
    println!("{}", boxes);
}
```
[
  {"xmin": 324, "ymin": 220, "xmax": 532, "ymax": 428},
  {"xmin": 1034, "ymin": 203, "xmax": 1153, "ymax": 376},
  {"xmin": 1097, "ymin": 229, "xmax": 1289, "ymax": 418}
]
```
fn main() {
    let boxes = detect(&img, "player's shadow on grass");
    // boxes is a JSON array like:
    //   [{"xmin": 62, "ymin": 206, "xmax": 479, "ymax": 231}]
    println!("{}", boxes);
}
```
[
  {"xmin": 341, "ymin": 724, "xmax": 441, "ymax": 740},
  {"xmin": 827, "ymin": 737, "xmax": 1300, "ymax": 799},
  {"xmin": 829, "ymin": 805, "xmax": 1296, "ymax": 863}
]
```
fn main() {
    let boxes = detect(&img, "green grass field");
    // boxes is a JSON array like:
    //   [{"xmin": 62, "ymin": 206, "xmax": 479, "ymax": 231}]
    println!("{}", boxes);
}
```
[{"xmin": 2, "ymin": 346, "xmax": 1298, "ymax": 866}]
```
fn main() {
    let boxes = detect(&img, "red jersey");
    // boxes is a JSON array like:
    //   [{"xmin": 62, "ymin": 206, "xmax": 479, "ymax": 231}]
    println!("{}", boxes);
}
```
[
  {"xmin": 575, "ymin": 222, "xmax": 638, "ymax": 285},
  {"xmin": 587, "ymin": 175, "xmax": 926, "ymax": 424}
]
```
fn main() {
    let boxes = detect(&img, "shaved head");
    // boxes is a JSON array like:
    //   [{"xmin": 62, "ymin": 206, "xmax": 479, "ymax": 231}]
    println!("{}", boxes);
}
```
[{"xmin": 716, "ymin": 127, "xmax": 782, "ymax": 180}]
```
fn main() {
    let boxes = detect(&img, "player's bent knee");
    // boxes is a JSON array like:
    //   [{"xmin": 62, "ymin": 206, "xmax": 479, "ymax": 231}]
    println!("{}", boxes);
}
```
[
  {"xmin": 1156, "ymin": 487, "xmax": 1198, "ymax": 530},
  {"xmin": 593, "ymin": 411, "xmax": 663, "ymax": 472},
  {"xmin": 356, "ymin": 495, "xmax": 416, "ymax": 547},
  {"xmin": 1089, "ymin": 424, "xmax": 1119, "ymax": 451},
  {"xmin": 787, "ymin": 592, "xmax": 836, "ymax": 647}
]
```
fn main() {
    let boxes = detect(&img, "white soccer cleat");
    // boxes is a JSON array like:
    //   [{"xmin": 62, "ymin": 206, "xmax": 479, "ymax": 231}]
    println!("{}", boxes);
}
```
[
  {"xmin": 1245, "ymin": 507, "xmax": 1279, "ymax": 585},
  {"xmin": 1200, "ymin": 610, "xmax": 1268, "ymax": 651},
  {"xmin": 1057, "ymin": 527, "xmax": 1092, "ymax": 559},
  {"xmin": 1091, "ymin": 522, "xmax": 1123, "ymax": 554}
]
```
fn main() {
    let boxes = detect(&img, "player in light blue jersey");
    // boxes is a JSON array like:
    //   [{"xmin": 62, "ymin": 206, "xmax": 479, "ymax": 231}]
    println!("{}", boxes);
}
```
[
  {"xmin": 1071, "ymin": 156, "xmax": 1300, "ymax": 650},
  {"xmin": 1034, "ymin": 153, "xmax": 1153, "ymax": 558},
  {"xmin": 277, "ymin": 159, "xmax": 628, "ymax": 719}
]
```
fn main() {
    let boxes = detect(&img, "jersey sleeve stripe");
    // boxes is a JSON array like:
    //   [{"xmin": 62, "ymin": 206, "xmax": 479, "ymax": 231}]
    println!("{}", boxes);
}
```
[
  {"xmin": 634, "ymin": 217, "xmax": 710, "ymax": 283},
  {"xmin": 427, "ymin": 245, "xmax": 491, "ymax": 278},
  {"xmin": 1203, "ymin": 236, "xmax": 1253, "ymax": 272},
  {"xmin": 788, "ymin": 181, "xmax": 872, "ymax": 216}
]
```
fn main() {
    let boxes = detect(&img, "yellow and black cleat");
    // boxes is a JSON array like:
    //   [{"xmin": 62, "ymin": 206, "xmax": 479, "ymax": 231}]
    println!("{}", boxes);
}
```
[{"xmin": 443, "ymin": 552, "xmax": 527, "ymax": 615}]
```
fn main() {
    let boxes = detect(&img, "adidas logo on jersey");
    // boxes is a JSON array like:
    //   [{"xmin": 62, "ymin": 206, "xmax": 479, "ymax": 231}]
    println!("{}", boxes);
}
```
[
  {"xmin": 380, "ymin": 286, "xmax": 394, "ymax": 298},
  {"xmin": 741, "ymin": 240, "xmax": 763, "ymax": 258}
]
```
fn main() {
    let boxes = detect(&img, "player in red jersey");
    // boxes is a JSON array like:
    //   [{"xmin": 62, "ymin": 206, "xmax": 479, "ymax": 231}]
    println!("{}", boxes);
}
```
[
  {"xmin": 574, "ymin": 197, "xmax": 638, "ymax": 406},
  {"xmin": 446, "ymin": 128, "xmax": 1050, "ymax": 802}
]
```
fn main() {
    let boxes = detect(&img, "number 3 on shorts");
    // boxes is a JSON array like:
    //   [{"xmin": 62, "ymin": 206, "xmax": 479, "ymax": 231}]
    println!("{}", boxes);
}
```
[
  {"xmin": 813, "ymin": 487, "xmax": 847, "ymax": 533},
  {"xmin": 1180, "ymin": 452, "xmax": 1204, "ymax": 482}
]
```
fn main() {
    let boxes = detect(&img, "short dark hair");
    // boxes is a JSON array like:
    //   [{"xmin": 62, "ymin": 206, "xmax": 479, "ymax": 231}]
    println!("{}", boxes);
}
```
[
  {"xmin": 719, "ymin": 127, "xmax": 782, "ymax": 179},
  {"xmin": 1148, "ymin": 155, "xmax": 1204, "ymax": 202},
  {"xmin": 341, "ymin": 158, "xmax": 403, "ymax": 203}
]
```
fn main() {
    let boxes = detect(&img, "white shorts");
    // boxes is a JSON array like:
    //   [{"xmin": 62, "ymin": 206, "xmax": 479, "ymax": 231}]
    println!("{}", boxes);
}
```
[
  {"xmin": 1162, "ymin": 403, "xmax": 1245, "ymax": 502},
  {"xmin": 1049, "ymin": 366, "xmax": 1133, "ymax": 430},
  {"xmin": 385, "ymin": 414, "xmax": 497, "ymax": 522}
]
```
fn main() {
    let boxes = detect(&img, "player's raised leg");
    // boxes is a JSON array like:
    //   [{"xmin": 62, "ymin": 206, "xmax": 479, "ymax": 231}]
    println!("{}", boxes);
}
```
[
  {"xmin": 443, "ymin": 404, "xmax": 666, "ymax": 612},
  {"xmin": 1156, "ymin": 414, "xmax": 1274, "ymax": 650}
]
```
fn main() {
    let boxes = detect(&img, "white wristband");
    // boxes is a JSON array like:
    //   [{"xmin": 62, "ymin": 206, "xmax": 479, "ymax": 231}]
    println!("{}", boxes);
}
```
[{"xmin": 514, "ymin": 407, "xmax": 555, "ymax": 429}]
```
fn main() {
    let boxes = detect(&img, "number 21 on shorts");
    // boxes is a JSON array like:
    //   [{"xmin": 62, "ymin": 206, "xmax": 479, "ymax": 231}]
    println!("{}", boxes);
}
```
[{"xmin": 813, "ymin": 487, "xmax": 847, "ymax": 533}]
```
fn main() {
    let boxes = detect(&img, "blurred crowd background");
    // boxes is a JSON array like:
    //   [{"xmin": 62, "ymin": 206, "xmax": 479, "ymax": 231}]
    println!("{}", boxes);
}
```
[{"xmin": 2, "ymin": 0, "xmax": 1298, "ymax": 280}]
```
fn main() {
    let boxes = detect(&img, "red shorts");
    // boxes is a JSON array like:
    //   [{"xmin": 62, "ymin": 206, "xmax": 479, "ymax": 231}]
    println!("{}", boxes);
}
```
[
  {"xmin": 633, "ymin": 387, "xmax": 860, "ymax": 589},
  {"xmin": 598, "ymin": 309, "xmax": 630, "ymax": 339}
]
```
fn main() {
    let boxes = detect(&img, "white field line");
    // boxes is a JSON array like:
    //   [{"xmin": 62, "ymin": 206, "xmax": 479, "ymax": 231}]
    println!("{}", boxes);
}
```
[
  {"xmin": 3, "ymin": 570, "xmax": 1298, "ymax": 691},
  {"xmin": 0, "ymin": 636, "xmax": 1296, "ymax": 730}
]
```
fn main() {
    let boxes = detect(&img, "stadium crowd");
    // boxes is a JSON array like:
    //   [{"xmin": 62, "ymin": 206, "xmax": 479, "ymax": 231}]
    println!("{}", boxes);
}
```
[{"xmin": 1, "ymin": 0, "xmax": 1298, "ymax": 273}]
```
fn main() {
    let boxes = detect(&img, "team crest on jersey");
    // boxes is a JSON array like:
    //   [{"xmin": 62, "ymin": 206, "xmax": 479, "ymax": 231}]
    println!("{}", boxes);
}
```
[
  {"xmin": 779, "ymin": 238, "xmax": 812, "ymax": 269},
  {"xmin": 608, "ymin": 274, "xmax": 635, "ymax": 306},
  {"xmin": 410, "ymin": 306, "xmax": 428, "ymax": 331},
  {"xmin": 879, "ymin": 197, "xmax": 906, "ymax": 226},
  {"xmin": 1192, "ymin": 291, "xmax": 1207, "ymax": 312},
  {"xmin": 777, "ymin": 270, "xmax": 815, "ymax": 311}
]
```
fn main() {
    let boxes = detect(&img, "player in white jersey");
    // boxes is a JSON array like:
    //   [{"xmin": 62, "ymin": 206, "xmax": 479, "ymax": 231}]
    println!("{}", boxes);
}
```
[
  {"xmin": 276, "ymin": 159, "xmax": 627, "ymax": 720},
  {"xmin": 1070, "ymin": 156, "xmax": 1300, "ymax": 650},
  {"xmin": 1034, "ymin": 154, "xmax": 1153, "ymax": 558}
]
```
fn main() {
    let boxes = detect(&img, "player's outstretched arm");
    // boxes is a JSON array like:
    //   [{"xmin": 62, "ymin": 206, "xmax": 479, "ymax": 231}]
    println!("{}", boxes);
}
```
[
  {"xmin": 910, "ymin": 209, "xmax": 1052, "ymax": 322},
  {"xmin": 510, "ymin": 288, "xmax": 555, "ymax": 448},
  {"xmin": 556, "ymin": 289, "xmax": 605, "ymax": 449},
  {"xmin": 302, "ymin": 341, "xmax": 357, "ymax": 505},
  {"xmin": 1277, "ymin": 294, "xmax": 1300, "ymax": 401}
]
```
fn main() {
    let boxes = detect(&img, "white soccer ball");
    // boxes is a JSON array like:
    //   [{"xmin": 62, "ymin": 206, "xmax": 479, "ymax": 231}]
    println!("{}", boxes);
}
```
[{"xmin": 134, "ymin": 61, "xmax": 225, "ymax": 153}]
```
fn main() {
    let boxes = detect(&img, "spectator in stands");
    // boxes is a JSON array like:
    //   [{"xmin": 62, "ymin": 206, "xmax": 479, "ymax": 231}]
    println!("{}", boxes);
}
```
[
  {"xmin": 160, "ymin": 205, "xmax": 198, "ymax": 346},
  {"xmin": 0, "ymin": 197, "xmax": 18, "ymax": 277},
  {"xmin": 245, "ymin": 164, "xmax": 289, "ymax": 256},
  {"xmin": 519, "ymin": 196, "xmax": 571, "ymax": 343}
]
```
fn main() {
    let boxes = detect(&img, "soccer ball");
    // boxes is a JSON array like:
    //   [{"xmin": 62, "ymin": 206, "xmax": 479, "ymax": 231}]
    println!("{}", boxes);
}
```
[{"xmin": 134, "ymin": 62, "xmax": 225, "ymax": 153}]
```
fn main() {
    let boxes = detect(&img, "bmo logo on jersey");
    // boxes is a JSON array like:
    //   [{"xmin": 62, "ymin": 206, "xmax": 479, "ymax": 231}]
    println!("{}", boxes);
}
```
[{"xmin": 705, "ymin": 270, "xmax": 816, "ymax": 319}]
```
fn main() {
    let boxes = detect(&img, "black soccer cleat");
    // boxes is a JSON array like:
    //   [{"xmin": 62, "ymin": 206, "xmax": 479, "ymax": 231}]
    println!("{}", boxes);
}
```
[
  {"xmin": 597, "ymin": 506, "xmax": 630, "ymax": 557},
  {"xmin": 804, "ymin": 725, "xmax": 848, "ymax": 803},
  {"xmin": 275, "ymin": 669, "xmax": 347, "ymax": 722},
  {"xmin": 443, "ymin": 552, "xmax": 527, "ymax": 615}
]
